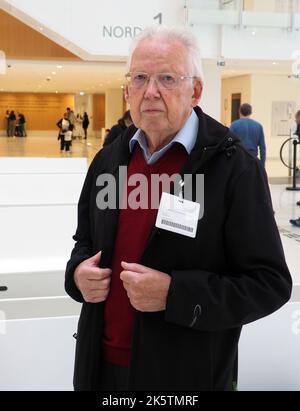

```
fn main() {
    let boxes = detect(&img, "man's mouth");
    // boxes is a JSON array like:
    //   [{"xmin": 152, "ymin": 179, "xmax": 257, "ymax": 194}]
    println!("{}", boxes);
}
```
[{"xmin": 142, "ymin": 109, "xmax": 164, "ymax": 113}]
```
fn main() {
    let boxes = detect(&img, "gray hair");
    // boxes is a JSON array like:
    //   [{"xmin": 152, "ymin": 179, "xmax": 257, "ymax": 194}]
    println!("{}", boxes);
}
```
[{"xmin": 127, "ymin": 26, "xmax": 204, "ymax": 83}]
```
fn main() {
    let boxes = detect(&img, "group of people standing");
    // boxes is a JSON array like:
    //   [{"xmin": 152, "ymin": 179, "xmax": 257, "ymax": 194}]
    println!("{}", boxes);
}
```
[
  {"xmin": 57, "ymin": 108, "xmax": 89, "ymax": 153},
  {"xmin": 5, "ymin": 110, "xmax": 27, "ymax": 137}
]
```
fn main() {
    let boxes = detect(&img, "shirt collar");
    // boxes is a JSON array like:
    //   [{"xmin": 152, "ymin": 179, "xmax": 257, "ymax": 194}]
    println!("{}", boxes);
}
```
[{"xmin": 129, "ymin": 109, "xmax": 199, "ymax": 164}]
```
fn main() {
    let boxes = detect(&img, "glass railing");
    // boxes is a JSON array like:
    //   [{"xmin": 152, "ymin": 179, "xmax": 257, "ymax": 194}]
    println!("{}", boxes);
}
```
[
  {"xmin": 185, "ymin": 0, "xmax": 300, "ymax": 29},
  {"xmin": 186, "ymin": 0, "xmax": 300, "ymax": 13}
]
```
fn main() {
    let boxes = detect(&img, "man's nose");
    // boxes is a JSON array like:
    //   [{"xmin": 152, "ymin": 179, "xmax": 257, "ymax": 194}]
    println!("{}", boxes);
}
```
[{"xmin": 143, "ymin": 77, "xmax": 161, "ymax": 99}]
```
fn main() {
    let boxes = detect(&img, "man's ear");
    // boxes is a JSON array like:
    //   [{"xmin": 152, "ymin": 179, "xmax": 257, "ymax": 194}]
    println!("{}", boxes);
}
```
[{"xmin": 192, "ymin": 79, "xmax": 203, "ymax": 107}]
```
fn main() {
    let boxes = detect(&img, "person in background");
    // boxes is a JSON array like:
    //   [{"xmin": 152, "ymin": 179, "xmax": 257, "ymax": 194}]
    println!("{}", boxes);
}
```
[
  {"xmin": 15, "ymin": 114, "xmax": 22, "ymax": 137},
  {"xmin": 294, "ymin": 110, "xmax": 300, "ymax": 138},
  {"xmin": 230, "ymin": 103, "xmax": 266, "ymax": 167},
  {"xmin": 20, "ymin": 113, "xmax": 27, "ymax": 137},
  {"xmin": 82, "ymin": 112, "xmax": 90, "ymax": 139},
  {"xmin": 289, "ymin": 110, "xmax": 300, "ymax": 226},
  {"xmin": 64, "ymin": 128, "xmax": 73, "ymax": 154},
  {"xmin": 57, "ymin": 113, "xmax": 71, "ymax": 153},
  {"xmin": 16, "ymin": 113, "xmax": 26, "ymax": 137},
  {"xmin": 5, "ymin": 110, "xmax": 10, "ymax": 137},
  {"xmin": 8, "ymin": 110, "xmax": 16, "ymax": 137},
  {"xmin": 73, "ymin": 114, "xmax": 83, "ymax": 140},
  {"xmin": 290, "ymin": 216, "xmax": 300, "ymax": 227},
  {"xmin": 65, "ymin": 26, "xmax": 291, "ymax": 391},
  {"xmin": 103, "ymin": 110, "xmax": 133, "ymax": 146},
  {"xmin": 66, "ymin": 107, "xmax": 76, "ymax": 128}
]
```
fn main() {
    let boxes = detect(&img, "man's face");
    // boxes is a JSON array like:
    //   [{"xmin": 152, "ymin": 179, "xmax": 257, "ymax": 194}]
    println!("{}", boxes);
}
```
[{"xmin": 125, "ymin": 38, "xmax": 202, "ymax": 140}]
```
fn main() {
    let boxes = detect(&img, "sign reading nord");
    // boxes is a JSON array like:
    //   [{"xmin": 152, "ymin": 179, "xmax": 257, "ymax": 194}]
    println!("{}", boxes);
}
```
[
  {"xmin": 1, "ymin": 0, "xmax": 184, "ymax": 59},
  {"xmin": 103, "ymin": 26, "xmax": 143, "ymax": 39}
]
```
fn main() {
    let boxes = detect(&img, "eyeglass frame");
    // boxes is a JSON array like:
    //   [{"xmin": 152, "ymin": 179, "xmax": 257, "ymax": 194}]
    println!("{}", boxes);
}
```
[{"xmin": 125, "ymin": 71, "xmax": 199, "ymax": 90}]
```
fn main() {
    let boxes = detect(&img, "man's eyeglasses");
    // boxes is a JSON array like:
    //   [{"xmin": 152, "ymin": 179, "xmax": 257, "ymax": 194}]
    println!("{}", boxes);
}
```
[{"xmin": 125, "ymin": 72, "xmax": 197, "ymax": 90}]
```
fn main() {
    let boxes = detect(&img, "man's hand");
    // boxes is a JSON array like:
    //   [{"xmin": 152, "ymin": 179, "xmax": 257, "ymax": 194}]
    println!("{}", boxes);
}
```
[
  {"xmin": 120, "ymin": 262, "xmax": 171, "ymax": 312},
  {"xmin": 74, "ymin": 251, "xmax": 111, "ymax": 303}
]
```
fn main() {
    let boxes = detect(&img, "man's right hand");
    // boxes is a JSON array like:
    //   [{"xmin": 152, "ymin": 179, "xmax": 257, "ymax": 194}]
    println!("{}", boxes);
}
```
[{"xmin": 74, "ymin": 251, "xmax": 112, "ymax": 303}]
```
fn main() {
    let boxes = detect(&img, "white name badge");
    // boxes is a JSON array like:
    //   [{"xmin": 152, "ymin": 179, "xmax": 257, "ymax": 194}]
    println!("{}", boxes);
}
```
[{"xmin": 155, "ymin": 192, "xmax": 200, "ymax": 238}]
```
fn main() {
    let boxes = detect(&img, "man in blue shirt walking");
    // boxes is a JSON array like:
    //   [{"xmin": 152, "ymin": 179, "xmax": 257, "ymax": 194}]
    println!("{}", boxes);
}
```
[{"xmin": 230, "ymin": 103, "xmax": 266, "ymax": 167}]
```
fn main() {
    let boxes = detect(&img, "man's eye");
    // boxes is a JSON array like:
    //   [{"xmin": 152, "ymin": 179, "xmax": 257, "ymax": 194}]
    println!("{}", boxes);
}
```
[
  {"xmin": 134, "ymin": 74, "xmax": 147, "ymax": 81},
  {"xmin": 160, "ymin": 75, "xmax": 175, "ymax": 83}
]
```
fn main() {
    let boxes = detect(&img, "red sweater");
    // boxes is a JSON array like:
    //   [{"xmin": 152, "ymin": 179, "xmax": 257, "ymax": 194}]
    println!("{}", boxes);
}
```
[{"xmin": 102, "ymin": 143, "xmax": 188, "ymax": 366}]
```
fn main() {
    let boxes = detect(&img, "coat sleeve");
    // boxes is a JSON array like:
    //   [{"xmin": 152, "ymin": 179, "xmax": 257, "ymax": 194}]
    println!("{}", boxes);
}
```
[
  {"xmin": 64, "ymin": 152, "xmax": 102, "ymax": 302},
  {"xmin": 165, "ymin": 160, "xmax": 292, "ymax": 331}
]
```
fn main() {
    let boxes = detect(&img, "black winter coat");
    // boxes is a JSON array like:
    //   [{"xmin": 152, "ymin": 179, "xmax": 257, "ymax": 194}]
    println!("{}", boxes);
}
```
[
  {"xmin": 103, "ymin": 120, "xmax": 127, "ymax": 147},
  {"xmin": 65, "ymin": 107, "xmax": 292, "ymax": 391}
]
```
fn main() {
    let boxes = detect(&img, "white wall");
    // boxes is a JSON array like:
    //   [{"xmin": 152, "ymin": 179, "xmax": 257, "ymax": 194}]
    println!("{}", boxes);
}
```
[
  {"xmin": 251, "ymin": 74, "xmax": 300, "ymax": 159},
  {"xmin": 200, "ymin": 62, "xmax": 222, "ymax": 121},
  {"xmin": 221, "ymin": 75, "xmax": 252, "ymax": 126}
]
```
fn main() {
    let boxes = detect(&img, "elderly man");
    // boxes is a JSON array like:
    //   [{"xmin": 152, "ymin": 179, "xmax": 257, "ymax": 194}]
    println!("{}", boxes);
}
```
[{"xmin": 65, "ymin": 27, "xmax": 292, "ymax": 391}]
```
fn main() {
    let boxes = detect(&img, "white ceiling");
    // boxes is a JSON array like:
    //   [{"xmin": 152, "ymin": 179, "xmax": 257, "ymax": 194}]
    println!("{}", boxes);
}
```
[
  {"xmin": 0, "ymin": 58, "xmax": 297, "ymax": 94},
  {"xmin": 0, "ymin": 59, "xmax": 127, "ymax": 94},
  {"xmin": 220, "ymin": 58, "xmax": 296, "ymax": 79}
]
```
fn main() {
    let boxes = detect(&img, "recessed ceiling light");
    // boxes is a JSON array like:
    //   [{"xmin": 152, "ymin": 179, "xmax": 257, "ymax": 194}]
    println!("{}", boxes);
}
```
[
  {"xmin": 52, "ymin": 71, "xmax": 57, "ymax": 75},
  {"xmin": 79, "ymin": 91, "xmax": 85, "ymax": 96},
  {"xmin": 272, "ymin": 62, "xmax": 278, "ymax": 65},
  {"xmin": 39, "ymin": 27, "xmax": 44, "ymax": 31},
  {"xmin": 252, "ymin": 31, "xmax": 256, "ymax": 36},
  {"xmin": 55, "ymin": 91, "xmax": 58, "ymax": 94},
  {"xmin": 56, "ymin": 65, "xmax": 63, "ymax": 69}
]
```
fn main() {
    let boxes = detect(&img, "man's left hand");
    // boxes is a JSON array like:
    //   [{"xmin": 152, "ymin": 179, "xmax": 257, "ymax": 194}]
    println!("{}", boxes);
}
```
[{"xmin": 120, "ymin": 262, "xmax": 171, "ymax": 312}]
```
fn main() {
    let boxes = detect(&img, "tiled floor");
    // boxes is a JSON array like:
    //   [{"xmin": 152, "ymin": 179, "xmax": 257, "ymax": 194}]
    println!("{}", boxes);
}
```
[
  {"xmin": 270, "ymin": 184, "xmax": 300, "ymax": 295},
  {"xmin": 0, "ymin": 135, "xmax": 103, "ymax": 165},
  {"xmin": 1, "ymin": 134, "xmax": 299, "ymax": 292}
]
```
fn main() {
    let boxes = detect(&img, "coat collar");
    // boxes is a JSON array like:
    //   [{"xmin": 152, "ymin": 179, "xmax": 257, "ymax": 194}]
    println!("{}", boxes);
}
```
[{"xmin": 117, "ymin": 106, "xmax": 240, "ymax": 176}]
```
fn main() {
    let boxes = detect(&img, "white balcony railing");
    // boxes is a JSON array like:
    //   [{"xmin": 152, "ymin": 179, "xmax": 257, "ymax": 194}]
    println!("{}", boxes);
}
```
[{"xmin": 186, "ymin": 0, "xmax": 300, "ymax": 30}]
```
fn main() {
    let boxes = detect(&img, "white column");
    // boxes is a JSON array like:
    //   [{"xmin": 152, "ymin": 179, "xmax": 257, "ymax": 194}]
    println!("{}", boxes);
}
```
[
  {"xmin": 105, "ymin": 89, "xmax": 124, "ymax": 129},
  {"xmin": 200, "ymin": 61, "xmax": 222, "ymax": 122}
]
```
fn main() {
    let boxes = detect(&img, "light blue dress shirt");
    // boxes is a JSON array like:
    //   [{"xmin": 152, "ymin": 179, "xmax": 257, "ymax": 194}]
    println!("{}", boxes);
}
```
[{"xmin": 129, "ymin": 109, "xmax": 199, "ymax": 165}]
